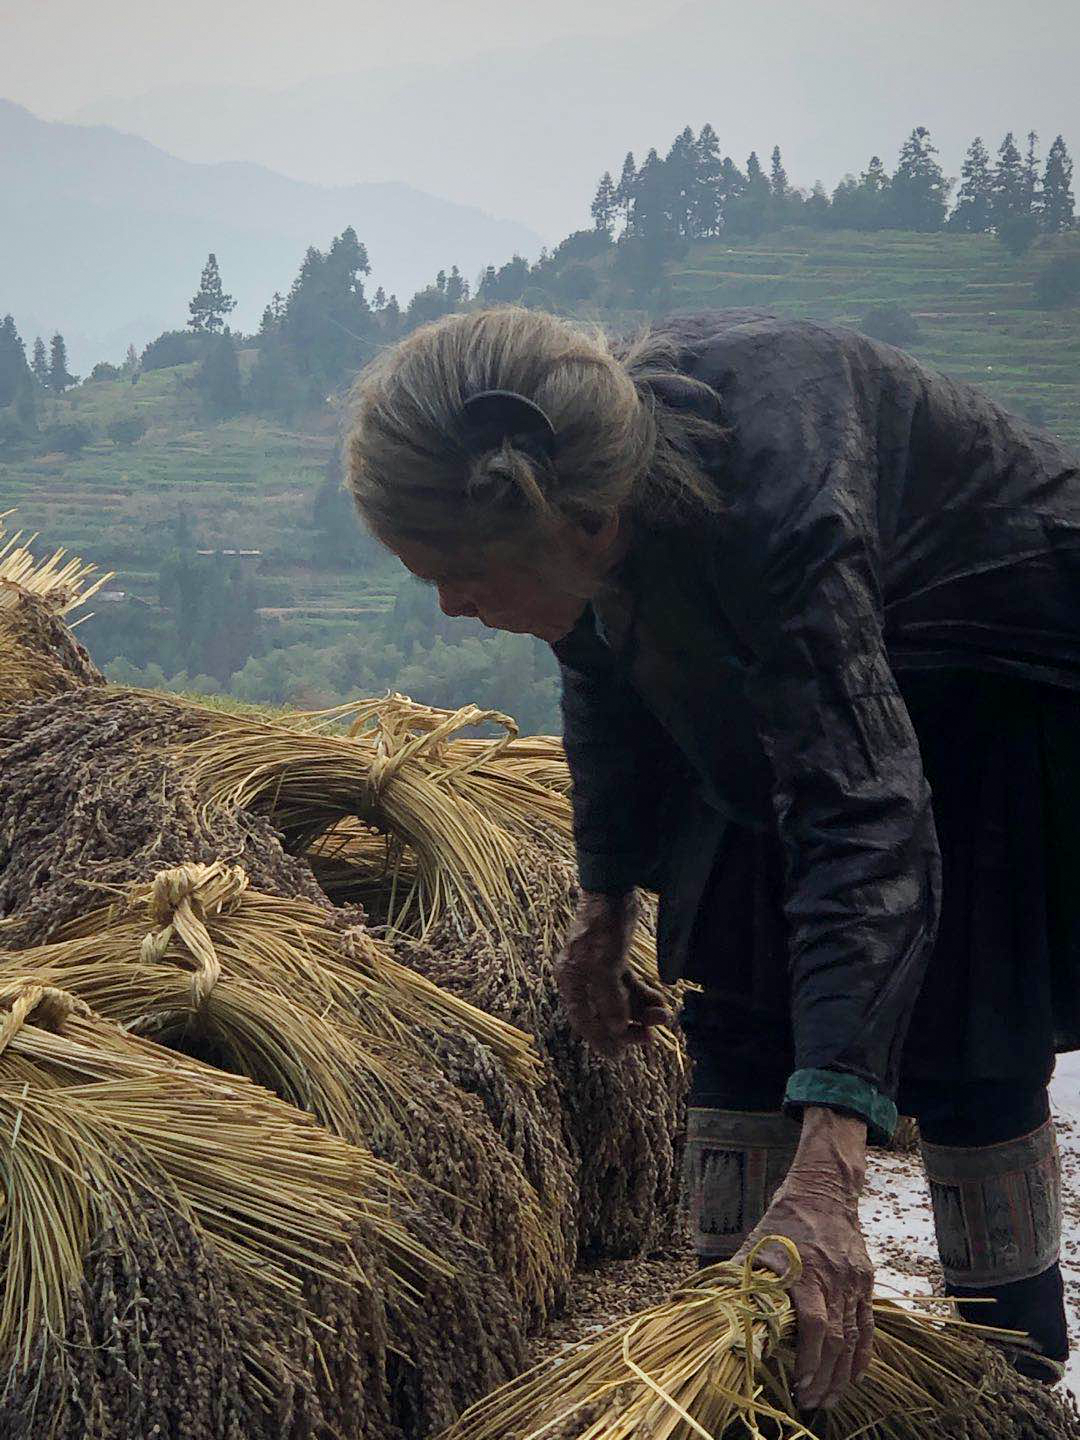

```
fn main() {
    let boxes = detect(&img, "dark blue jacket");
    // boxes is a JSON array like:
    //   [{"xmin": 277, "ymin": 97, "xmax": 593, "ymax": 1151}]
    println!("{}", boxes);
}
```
[{"xmin": 553, "ymin": 310, "xmax": 1080, "ymax": 1141}]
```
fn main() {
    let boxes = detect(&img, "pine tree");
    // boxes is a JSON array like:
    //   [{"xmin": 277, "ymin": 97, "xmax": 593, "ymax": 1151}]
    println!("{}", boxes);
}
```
[
  {"xmin": 188, "ymin": 253, "xmax": 236, "ymax": 334},
  {"xmin": 745, "ymin": 151, "xmax": 767, "ymax": 191},
  {"xmin": 991, "ymin": 132, "xmax": 1026, "ymax": 227},
  {"xmin": 124, "ymin": 343, "xmax": 139, "ymax": 377},
  {"xmin": 48, "ymin": 332, "xmax": 76, "ymax": 394},
  {"xmin": 664, "ymin": 127, "xmax": 698, "ymax": 238},
  {"xmin": 890, "ymin": 127, "xmax": 949, "ymax": 231},
  {"xmin": 0, "ymin": 315, "xmax": 32, "ymax": 408},
  {"xmin": 373, "ymin": 286, "xmax": 387, "ymax": 311},
  {"xmin": 769, "ymin": 145, "xmax": 789, "ymax": 200},
  {"xmin": 590, "ymin": 171, "xmax": 618, "ymax": 234},
  {"xmin": 724, "ymin": 152, "xmax": 770, "ymax": 238},
  {"xmin": 862, "ymin": 156, "xmax": 889, "ymax": 194},
  {"xmin": 614, "ymin": 152, "xmax": 637, "ymax": 229},
  {"xmin": 445, "ymin": 265, "xmax": 467, "ymax": 305},
  {"xmin": 1022, "ymin": 131, "xmax": 1040, "ymax": 217},
  {"xmin": 279, "ymin": 228, "xmax": 374, "ymax": 389},
  {"xmin": 842, "ymin": 155, "xmax": 891, "ymax": 230},
  {"xmin": 628, "ymin": 148, "xmax": 669, "ymax": 238},
  {"xmin": 693, "ymin": 124, "xmax": 724, "ymax": 236},
  {"xmin": 718, "ymin": 156, "xmax": 746, "ymax": 206},
  {"xmin": 1042, "ymin": 135, "xmax": 1076, "ymax": 233},
  {"xmin": 950, "ymin": 137, "xmax": 993, "ymax": 232},
  {"xmin": 31, "ymin": 336, "xmax": 49, "ymax": 387}
]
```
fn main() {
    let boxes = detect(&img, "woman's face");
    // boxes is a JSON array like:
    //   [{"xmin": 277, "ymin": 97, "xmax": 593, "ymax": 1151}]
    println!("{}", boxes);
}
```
[{"xmin": 388, "ymin": 519, "xmax": 621, "ymax": 645}]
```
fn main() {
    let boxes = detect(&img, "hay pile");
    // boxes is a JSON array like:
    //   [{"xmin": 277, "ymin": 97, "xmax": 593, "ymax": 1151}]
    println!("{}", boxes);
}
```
[
  {"xmin": 5, "ymin": 535, "xmax": 1061, "ymax": 1440},
  {"xmin": 445, "ymin": 1242, "xmax": 1080, "ymax": 1440},
  {"xmin": 0, "ymin": 520, "xmax": 110, "ymax": 704},
  {"xmin": 0, "ymin": 559, "xmax": 691, "ymax": 1437}
]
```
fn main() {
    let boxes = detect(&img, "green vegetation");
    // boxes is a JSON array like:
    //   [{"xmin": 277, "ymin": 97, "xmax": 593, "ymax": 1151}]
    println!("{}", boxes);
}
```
[
  {"xmin": 1, "ymin": 118, "xmax": 1077, "ymax": 729},
  {"xmin": 669, "ymin": 229, "xmax": 1080, "ymax": 448}
]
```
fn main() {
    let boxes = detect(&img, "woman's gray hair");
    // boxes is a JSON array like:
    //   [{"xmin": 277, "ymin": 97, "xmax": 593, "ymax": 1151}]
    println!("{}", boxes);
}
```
[{"xmin": 345, "ymin": 306, "xmax": 727, "ymax": 552}]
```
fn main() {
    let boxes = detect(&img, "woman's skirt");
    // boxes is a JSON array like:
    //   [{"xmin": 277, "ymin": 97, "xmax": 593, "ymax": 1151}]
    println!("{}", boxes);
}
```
[{"xmin": 681, "ymin": 669, "xmax": 1080, "ymax": 1111}]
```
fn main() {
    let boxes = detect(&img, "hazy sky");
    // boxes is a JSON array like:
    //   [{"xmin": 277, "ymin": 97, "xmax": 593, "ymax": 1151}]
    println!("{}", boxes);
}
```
[{"xmin": 0, "ymin": 0, "xmax": 687, "ymax": 115}]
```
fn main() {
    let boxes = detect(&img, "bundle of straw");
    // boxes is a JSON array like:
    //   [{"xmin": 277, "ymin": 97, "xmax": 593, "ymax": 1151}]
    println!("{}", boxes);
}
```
[
  {"xmin": 174, "ymin": 693, "xmax": 687, "ymax": 1261},
  {"xmin": 0, "ymin": 518, "xmax": 113, "ymax": 614},
  {"xmin": 0, "ymin": 979, "xmax": 433, "ymax": 1439},
  {"xmin": 2, "ymin": 860, "xmax": 570, "ymax": 1325},
  {"xmin": 444, "ymin": 1240, "xmax": 1080, "ymax": 1440},
  {"xmin": 0, "ymin": 581, "xmax": 105, "ymax": 703}
]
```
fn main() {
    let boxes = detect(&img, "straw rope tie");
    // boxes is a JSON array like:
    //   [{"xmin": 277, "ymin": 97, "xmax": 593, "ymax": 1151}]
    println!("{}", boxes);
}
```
[
  {"xmin": 140, "ymin": 862, "xmax": 249, "ymax": 1007},
  {"xmin": 361, "ymin": 700, "xmax": 519, "ymax": 810},
  {"xmin": 0, "ymin": 983, "xmax": 89, "ymax": 1058}
]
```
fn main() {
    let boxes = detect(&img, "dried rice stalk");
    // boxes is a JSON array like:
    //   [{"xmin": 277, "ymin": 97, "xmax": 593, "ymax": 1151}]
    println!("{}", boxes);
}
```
[
  {"xmin": 0, "ymin": 979, "xmax": 539, "ymax": 1440},
  {"xmin": 0, "ymin": 583, "xmax": 104, "ymax": 704},
  {"xmin": 444, "ymin": 1240, "xmax": 1080, "ymax": 1440},
  {"xmin": 0, "ymin": 978, "xmax": 445, "ymax": 1440},
  {"xmin": 50, "ymin": 859, "xmax": 541, "ymax": 1084},
  {"xmin": 178, "ymin": 692, "xmax": 669, "ymax": 1013},
  {"xmin": 1, "ymin": 862, "xmax": 565, "ymax": 1325},
  {"xmin": 0, "ymin": 521, "xmax": 112, "ymax": 615}
]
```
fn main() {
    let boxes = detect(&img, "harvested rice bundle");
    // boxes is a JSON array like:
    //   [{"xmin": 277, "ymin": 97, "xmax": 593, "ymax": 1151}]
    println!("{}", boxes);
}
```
[
  {"xmin": 0, "ymin": 523, "xmax": 112, "ymax": 705},
  {"xmin": 4, "ymin": 861, "xmax": 567, "ymax": 1325},
  {"xmin": 181, "ymin": 697, "xmax": 543, "ymax": 946},
  {"xmin": 0, "ymin": 520, "xmax": 112, "ymax": 610},
  {"xmin": 0, "ymin": 981, "xmax": 421, "ymax": 1440},
  {"xmin": 406, "ymin": 872, "xmax": 687, "ymax": 1262},
  {"xmin": 444, "ymin": 1242, "xmax": 1080, "ymax": 1440},
  {"xmin": 0, "ymin": 582, "xmax": 104, "ymax": 702},
  {"xmin": 0, "ymin": 690, "xmax": 327, "ymax": 945},
  {"xmin": 0, "ymin": 980, "xmax": 535, "ymax": 1440},
  {"xmin": 180, "ymin": 693, "xmax": 687, "ymax": 1260}
]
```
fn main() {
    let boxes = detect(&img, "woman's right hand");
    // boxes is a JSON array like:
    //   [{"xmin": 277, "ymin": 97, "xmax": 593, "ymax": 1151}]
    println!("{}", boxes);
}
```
[{"xmin": 555, "ymin": 890, "xmax": 670, "ymax": 1054}]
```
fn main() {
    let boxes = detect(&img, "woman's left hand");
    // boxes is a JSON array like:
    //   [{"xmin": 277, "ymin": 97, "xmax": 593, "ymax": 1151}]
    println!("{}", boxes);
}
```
[{"xmin": 733, "ymin": 1107, "xmax": 873, "ymax": 1412}]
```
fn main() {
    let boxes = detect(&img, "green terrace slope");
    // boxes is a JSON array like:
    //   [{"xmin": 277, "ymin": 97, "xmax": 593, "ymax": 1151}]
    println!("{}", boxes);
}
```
[
  {"xmin": 0, "ymin": 364, "xmax": 330, "ymax": 567},
  {"xmin": 0, "ymin": 363, "xmax": 396, "ymax": 621},
  {"xmin": 669, "ymin": 230, "xmax": 1080, "ymax": 449}
]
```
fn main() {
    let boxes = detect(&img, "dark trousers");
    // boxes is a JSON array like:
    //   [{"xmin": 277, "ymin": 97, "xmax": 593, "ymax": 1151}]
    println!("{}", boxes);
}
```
[{"xmin": 685, "ymin": 1026, "xmax": 1069, "ymax": 1363}]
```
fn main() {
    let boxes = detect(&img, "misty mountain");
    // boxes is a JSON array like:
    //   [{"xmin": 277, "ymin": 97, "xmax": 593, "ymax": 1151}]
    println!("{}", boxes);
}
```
[
  {"xmin": 72, "ymin": 0, "xmax": 1080, "ymax": 240},
  {"xmin": 0, "ymin": 100, "xmax": 540, "ymax": 372}
]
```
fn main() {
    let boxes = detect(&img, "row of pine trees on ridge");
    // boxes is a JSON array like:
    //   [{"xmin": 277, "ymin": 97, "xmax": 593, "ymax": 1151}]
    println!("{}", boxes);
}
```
[{"xmin": 1, "ymin": 122, "xmax": 1077, "ymax": 440}]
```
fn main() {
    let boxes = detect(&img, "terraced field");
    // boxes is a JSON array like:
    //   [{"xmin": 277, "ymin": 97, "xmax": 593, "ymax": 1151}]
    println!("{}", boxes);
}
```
[{"xmin": 670, "ymin": 229, "xmax": 1080, "ymax": 448}]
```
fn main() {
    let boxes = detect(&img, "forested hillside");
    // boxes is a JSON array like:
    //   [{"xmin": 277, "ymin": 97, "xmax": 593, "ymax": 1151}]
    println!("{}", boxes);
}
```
[{"xmin": 2, "ymin": 118, "xmax": 1076, "ymax": 728}]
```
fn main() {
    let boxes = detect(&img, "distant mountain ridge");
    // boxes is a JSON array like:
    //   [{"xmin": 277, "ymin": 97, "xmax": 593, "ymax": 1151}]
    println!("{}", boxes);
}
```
[
  {"xmin": 71, "ymin": 0, "xmax": 1080, "ymax": 239},
  {"xmin": 0, "ymin": 100, "xmax": 540, "ymax": 372}
]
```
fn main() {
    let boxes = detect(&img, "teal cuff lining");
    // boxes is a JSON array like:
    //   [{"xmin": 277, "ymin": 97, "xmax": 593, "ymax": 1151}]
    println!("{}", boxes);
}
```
[{"xmin": 784, "ymin": 1068, "xmax": 897, "ymax": 1145}]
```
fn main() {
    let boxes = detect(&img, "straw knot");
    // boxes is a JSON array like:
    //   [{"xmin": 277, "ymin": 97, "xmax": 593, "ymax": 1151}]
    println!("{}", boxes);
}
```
[
  {"xmin": 0, "ymin": 983, "xmax": 89, "ymax": 1058},
  {"xmin": 140, "ymin": 862, "xmax": 248, "ymax": 1007},
  {"xmin": 359, "ymin": 697, "xmax": 519, "ymax": 810}
]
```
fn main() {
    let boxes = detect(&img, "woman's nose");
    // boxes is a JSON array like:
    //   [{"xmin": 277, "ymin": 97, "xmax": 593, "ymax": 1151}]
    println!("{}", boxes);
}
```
[{"xmin": 437, "ymin": 585, "xmax": 478, "ymax": 619}]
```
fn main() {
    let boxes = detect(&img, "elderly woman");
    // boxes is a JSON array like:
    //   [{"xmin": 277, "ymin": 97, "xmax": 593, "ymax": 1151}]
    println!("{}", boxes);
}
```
[{"xmin": 347, "ymin": 306, "xmax": 1078, "ymax": 1408}]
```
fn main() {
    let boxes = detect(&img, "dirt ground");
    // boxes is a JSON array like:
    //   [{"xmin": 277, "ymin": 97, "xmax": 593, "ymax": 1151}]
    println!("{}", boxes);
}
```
[{"xmin": 535, "ymin": 1052, "xmax": 1080, "ymax": 1400}]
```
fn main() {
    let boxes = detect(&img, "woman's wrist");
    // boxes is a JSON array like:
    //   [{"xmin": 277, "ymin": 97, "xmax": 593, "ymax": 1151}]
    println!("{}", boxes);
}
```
[{"xmin": 788, "ymin": 1105, "xmax": 868, "ymax": 1199}]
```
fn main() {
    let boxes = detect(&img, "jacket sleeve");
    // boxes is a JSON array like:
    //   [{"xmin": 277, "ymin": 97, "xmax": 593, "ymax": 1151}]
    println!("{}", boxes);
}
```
[
  {"xmin": 552, "ymin": 609, "xmax": 672, "ymax": 895},
  {"xmin": 714, "ymin": 331, "xmax": 942, "ymax": 1142}
]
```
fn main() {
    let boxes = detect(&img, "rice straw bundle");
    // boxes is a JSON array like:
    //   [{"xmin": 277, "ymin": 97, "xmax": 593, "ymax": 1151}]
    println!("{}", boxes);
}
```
[
  {"xmin": 0, "ymin": 521, "xmax": 113, "ymax": 614},
  {"xmin": 443, "ymin": 1240, "xmax": 1080, "ymax": 1440},
  {"xmin": 0, "ymin": 581, "xmax": 105, "ymax": 704},
  {"xmin": 2, "ymin": 860, "xmax": 569, "ymax": 1324},
  {"xmin": 178, "ymin": 691, "xmax": 667, "ymax": 1000},
  {"xmin": 0, "ymin": 979, "xmax": 436, "ymax": 1440},
  {"xmin": 0, "ymin": 690, "xmax": 329, "ymax": 946}
]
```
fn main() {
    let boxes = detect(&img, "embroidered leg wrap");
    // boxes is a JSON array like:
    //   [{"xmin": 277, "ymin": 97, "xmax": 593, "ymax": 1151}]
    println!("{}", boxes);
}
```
[
  {"xmin": 920, "ymin": 1119, "xmax": 1061, "ymax": 1289},
  {"xmin": 686, "ymin": 1108, "xmax": 800, "ymax": 1262}
]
